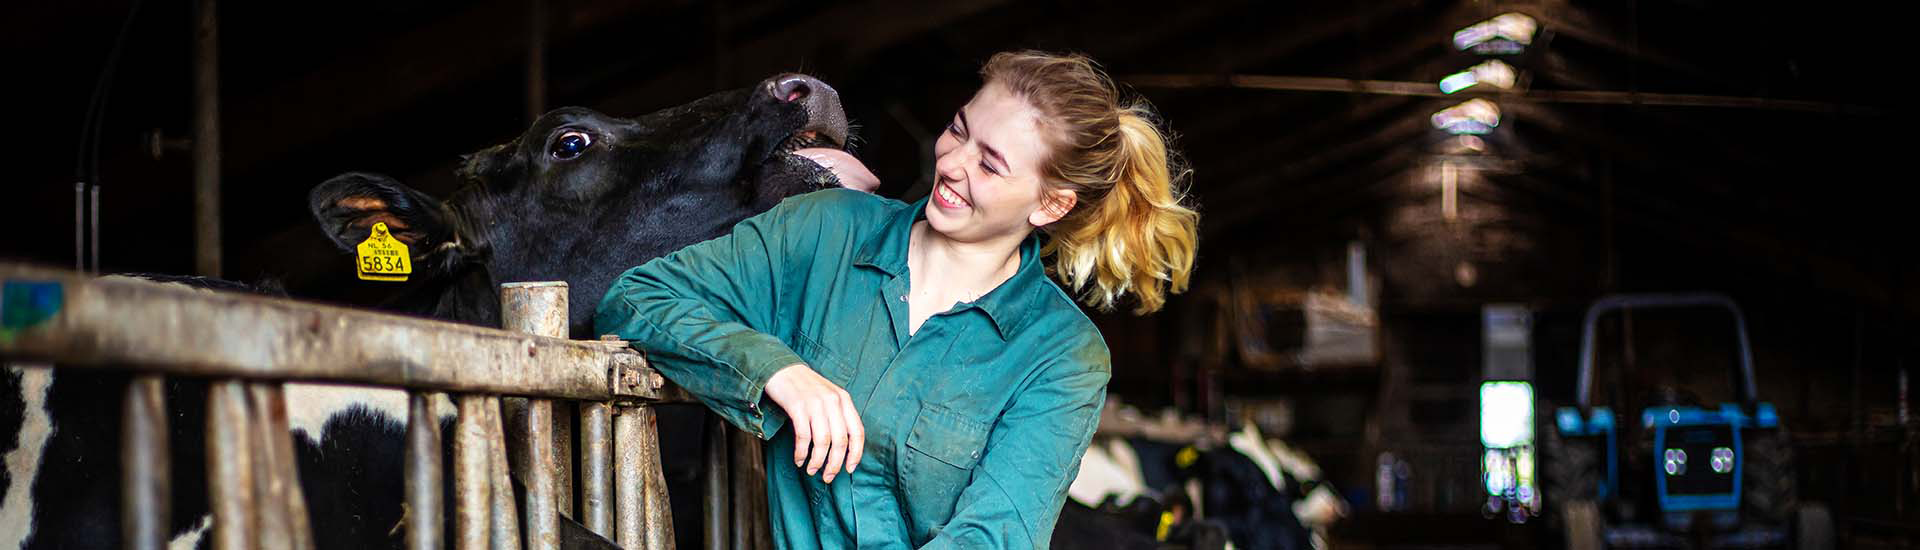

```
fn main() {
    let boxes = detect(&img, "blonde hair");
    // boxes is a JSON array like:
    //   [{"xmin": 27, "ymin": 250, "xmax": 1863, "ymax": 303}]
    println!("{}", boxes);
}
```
[{"xmin": 981, "ymin": 50, "xmax": 1200, "ymax": 315}]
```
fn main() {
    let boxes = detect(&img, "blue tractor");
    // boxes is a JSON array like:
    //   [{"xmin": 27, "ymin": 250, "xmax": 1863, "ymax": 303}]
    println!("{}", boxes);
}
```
[{"xmin": 1545, "ymin": 294, "xmax": 1833, "ymax": 549}]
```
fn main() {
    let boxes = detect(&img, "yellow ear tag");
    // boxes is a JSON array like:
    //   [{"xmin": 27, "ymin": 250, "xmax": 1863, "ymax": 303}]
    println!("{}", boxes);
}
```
[
  {"xmin": 1175, "ymin": 446, "xmax": 1200, "ymax": 469},
  {"xmin": 355, "ymin": 222, "xmax": 412, "ymax": 282}
]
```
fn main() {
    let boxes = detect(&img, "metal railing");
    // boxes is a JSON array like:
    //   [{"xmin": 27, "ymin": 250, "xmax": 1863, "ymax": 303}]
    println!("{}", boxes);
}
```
[{"xmin": 0, "ymin": 263, "xmax": 736, "ymax": 550}]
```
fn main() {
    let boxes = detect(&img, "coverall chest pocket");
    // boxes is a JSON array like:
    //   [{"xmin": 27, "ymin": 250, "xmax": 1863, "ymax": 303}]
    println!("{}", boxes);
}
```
[{"xmin": 902, "ymin": 402, "xmax": 990, "ymax": 523}]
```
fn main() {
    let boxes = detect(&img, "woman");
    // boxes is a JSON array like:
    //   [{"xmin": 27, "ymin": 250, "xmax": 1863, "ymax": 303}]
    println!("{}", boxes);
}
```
[{"xmin": 595, "ymin": 50, "xmax": 1199, "ymax": 548}]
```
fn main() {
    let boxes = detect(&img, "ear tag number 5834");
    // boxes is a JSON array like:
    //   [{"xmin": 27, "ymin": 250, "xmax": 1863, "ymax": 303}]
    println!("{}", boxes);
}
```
[{"xmin": 355, "ymin": 222, "xmax": 412, "ymax": 282}]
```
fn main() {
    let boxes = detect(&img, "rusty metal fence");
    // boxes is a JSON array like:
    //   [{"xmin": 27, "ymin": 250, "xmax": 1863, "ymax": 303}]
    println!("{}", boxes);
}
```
[{"xmin": 0, "ymin": 263, "xmax": 763, "ymax": 550}]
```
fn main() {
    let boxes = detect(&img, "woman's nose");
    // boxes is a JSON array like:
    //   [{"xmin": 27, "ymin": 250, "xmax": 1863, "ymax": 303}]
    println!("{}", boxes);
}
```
[
  {"xmin": 936, "ymin": 152, "xmax": 967, "ymax": 182},
  {"xmin": 934, "ymin": 150, "xmax": 969, "ymax": 182}
]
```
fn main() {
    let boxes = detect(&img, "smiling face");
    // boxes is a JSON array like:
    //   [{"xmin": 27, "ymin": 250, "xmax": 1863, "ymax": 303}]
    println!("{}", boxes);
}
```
[{"xmin": 926, "ymin": 82, "xmax": 1077, "ymax": 246}]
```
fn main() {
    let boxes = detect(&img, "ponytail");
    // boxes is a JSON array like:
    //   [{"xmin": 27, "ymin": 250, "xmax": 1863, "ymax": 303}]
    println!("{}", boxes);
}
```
[{"xmin": 981, "ymin": 50, "xmax": 1200, "ymax": 314}]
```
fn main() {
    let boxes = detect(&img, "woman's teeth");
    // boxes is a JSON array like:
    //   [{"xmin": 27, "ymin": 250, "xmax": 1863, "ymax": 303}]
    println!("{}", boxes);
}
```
[{"xmin": 938, "ymin": 184, "xmax": 969, "ymax": 207}]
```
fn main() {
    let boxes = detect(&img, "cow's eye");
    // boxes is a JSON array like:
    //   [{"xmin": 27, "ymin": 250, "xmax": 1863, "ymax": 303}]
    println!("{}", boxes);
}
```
[{"xmin": 551, "ymin": 131, "xmax": 593, "ymax": 160}]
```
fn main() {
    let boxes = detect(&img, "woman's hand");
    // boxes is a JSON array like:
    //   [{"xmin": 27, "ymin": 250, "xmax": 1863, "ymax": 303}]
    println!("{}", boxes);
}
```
[
  {"xmin": 764, "ymin": 363, "xmax": 865, "ymax": 483},
  {"xmin": 796, "ymin": 147, "xmax": 881, "ymax": 193}
]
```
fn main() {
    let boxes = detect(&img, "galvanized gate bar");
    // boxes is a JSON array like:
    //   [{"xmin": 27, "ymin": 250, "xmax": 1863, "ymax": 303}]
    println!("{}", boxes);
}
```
[
  {"xmin": 406, "ymin": 391, "xmax": 445, "ymax": 550},
  {"xmin": 248, "ymin": 382, "xmax": 314, "ymax": 550},
  {"xmin": 455, "ymin": 395, "xmax": 493, "ymax": 550},
  {"xmin": 501, "ymin": 282, "xmax": 566, "ymax": 550},
  {"xmin": 702, "ymin": 415, "xmax": 730, "ymax": 550},
  {"xmin": 614, "ymin": 406, "xmax": 675, "ymax": 550},
  {"xmin": 729, "ymin": 428, "xmax": 771, "ymax": 550},
  {"xmin": 0, "ymin": 265, "xmax": 682, "ymax": 402},
  {"xmin": 485, "ymin": 397, "xmax": 523, "ymax": 550},
  {"xmin": 121, "ymin": 374, "xmax": 170, "ymax": 550},
  {"xmin": 578, "ymin": 401, "xmax": 614, "ymax": 538},
  {"xmin": 207, "ymin": 380, "xmax": 256, "ymax": 550},
  {"xmin": 523, "ymin": 399, "xmax": 560, "ymax": 549}
]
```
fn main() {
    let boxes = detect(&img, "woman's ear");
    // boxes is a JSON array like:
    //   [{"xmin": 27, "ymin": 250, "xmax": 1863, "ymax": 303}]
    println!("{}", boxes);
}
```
[{"xmin": 1030, "ymin": 187, "xmax": 1078, "ymax": 227}]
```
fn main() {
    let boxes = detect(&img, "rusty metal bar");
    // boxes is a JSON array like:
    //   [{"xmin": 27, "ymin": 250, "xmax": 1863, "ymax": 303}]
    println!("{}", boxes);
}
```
[
  {"xmin": 525, "ymin": 0, "xmax": 547, "ymax": 124},
  {"xmin": 456, "ymin": 395, "xmax": 493, "ymax": 550},
  {"xmin": 702, "ymin": 415, "xmax": 729, "ymax": 550},
  {"xmin": 553, "ymin": 401, "xmax": 574, "ymax": 519},
  {"xmin": 191, "ymin": 0, "xmax": 222, "ymax": 277},
  {"xmin": 1122, "ymin": 73, "xmax": 1885, "ymax": 115},
  {"xmin": 121, "ymin": 374, "xmax": 169, "ymax": 550},
  {"xmin": 486, "ymin": 397, "xmax": 523, "ymax": 550},
  {"xmin": 614, "ymin": 408, "xmax": 643, "ymax": 547},
  {"xmin": 0, "ymin": 265, "xmax": 687, "ymax": 403},
  {"xmin": 523, "ymin": 399, "xmax": 559, "ymax": 550},
  {"xmin": 248, "ymin": 383, "xmax": 313, "ymax": 550},
  {"xmin": 407, "ymin": 391, "xmax": 445, "ymax": 550},
  {"xmin": 501, "ymin": 282, "xmax": 566, "ymax": 550},
  {"xmin": 246, "ymin": 385, "xmax": 286, "ymax": 550},
  {"xmin": 729, "ymin": 427, "xmax": 769, "ymax": 550},
  {"xmin": 578, "ymin": 401, "xmax": 613, "ymax": 538},
  {"xmin": 615, "ymin": 405, "xmax": 674, "ymax": 550},
  {"xmin": 208, "ymin": 380, "xmax": 256, "ymax": 550}
]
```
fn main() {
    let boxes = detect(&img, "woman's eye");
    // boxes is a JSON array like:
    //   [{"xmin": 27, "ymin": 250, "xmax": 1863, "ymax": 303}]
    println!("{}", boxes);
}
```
[
  {"xmin": 979, "ymin": 161, "xmax": 998, "ymax": 176},
  {"xmin": 550, "ymin": 131, "xmax": 592, "ymax": 160}
]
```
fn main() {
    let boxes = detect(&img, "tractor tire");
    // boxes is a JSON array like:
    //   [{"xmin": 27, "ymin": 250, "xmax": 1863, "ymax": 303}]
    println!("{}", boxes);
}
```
[
  {"xmin": 1543, "ymin": 416, "xmax": 1601, "ymax": 505},
  {"xmin": 1794, "ymin": 503, "xmax": 1834, "ymax": 550},
  {"xmin": 1742, "ymin": 428, "xmax": 1798, "ymax": 523},
  {"xmin": 1563, "ymin": 500, "xmax": 1604, "ymax": 550}
]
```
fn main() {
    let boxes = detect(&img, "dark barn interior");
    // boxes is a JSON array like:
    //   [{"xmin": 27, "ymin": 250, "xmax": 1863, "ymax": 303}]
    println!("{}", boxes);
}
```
[{"xmin": 6, "ymin": 1, "xmax": 1915, "ymax": 548}]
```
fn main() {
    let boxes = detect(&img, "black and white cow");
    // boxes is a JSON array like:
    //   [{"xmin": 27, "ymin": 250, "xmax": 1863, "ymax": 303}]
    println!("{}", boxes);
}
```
[
  {"xmin": 1061, "ymin": 414, "xmax": 1348, "ymax": 550},
  {"xmin": 2, "ymin": 73, "xmax": 857, "ymax": 549}
]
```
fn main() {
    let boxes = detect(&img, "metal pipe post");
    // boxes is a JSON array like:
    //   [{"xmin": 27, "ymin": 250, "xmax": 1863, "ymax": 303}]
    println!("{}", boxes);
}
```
[
  {"xmin": 729, "ymin": 427, "xmax": 769, "ymax": 550},
  {"xmin": 191, "ymin": 0, "xmax": 222, "ymax": 277},
  {"xmin": 485, "ymin": 397, "xmax": 523, "ymax": 550},
  {"xmin": 501, "ymin": 281, "xmax": 567, "ymax": 550},
  {"xmin": 207, "ymin": 380, "xmax": 255, "ymax": 550},
  {"xmin": 407, "ymin": 392, "xmax": 446, "ymax": 550},
  {"xmin": 121, "ymin": 375, "xmax": 170, "ymax": 550},
  {"xmin": 578, "ymin": 402, "xmax": 613, "ymax": 538},
  {"xmin": 613, "ymin": 408, "xmax": 643, "ymax": 547},
  {"xmin": 702, "ymin": 415, "xmax": 730, "ymax": 550},
  {"xmin": 248, "ymin": 383, "xmax": 313, "ymax": 550},
  {"xmin": 455, "ymin": 395, "xmax": 493, "ymax": 550},
  {"xmin": 525, "ymin": 0, "xmax": 547, "ymax": 124},
  {"xmin": 615, "ymin": 406, "xmax": 675, "ymax": 550}
]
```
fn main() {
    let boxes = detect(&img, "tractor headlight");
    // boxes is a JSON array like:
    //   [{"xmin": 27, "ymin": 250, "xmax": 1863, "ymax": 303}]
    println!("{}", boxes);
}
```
[
  {"xmin": 1664, "ymin": 448, "xmax": 1688, "ymax": 476},
  {"xmin": 1710, "ymin": 447, "xmax": 1734, "ymax": 474}
]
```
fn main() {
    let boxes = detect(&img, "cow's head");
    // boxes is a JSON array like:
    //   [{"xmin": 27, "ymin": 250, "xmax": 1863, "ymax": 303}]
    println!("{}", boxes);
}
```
[{"xmin": 310, "ymin": 73, "xmax": 857, "ymax": 334}]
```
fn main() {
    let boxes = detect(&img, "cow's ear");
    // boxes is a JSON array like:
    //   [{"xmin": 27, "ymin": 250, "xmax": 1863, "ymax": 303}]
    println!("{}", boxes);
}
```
[{"xmin": 309, "ymin": 172, "xmax": 467, "ymax": 260}]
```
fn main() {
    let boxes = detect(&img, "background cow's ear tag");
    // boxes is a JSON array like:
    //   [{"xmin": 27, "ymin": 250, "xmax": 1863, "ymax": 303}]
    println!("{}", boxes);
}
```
[{"xmin": 355, "ymin": 222, "xmax": 412, "ymax": 282}]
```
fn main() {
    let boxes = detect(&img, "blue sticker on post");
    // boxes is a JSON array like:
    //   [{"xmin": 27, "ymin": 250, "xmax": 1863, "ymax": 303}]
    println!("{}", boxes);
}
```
[{"xmin": 1, "ymin": 281, "xmax": 64, "ymax": 332}]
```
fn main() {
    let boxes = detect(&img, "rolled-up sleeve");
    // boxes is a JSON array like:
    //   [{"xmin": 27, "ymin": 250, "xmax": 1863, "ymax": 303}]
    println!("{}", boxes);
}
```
[
  {"xmin": 919, "ymin": 354, "xmax": 1110, "ymax": 550},
  {"xmin": 593, "ymin": 200, "xmax": 814, "ymax": 439}
]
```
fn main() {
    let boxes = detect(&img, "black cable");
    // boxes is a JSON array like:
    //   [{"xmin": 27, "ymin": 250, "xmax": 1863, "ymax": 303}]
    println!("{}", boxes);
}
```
[
  {"xmin": 73, "ymin": 0, "xmax": 146, "ymax": 272},
  {"xmin": 76, "ymin": 0, "xmax": 147, "ymax": 184}
]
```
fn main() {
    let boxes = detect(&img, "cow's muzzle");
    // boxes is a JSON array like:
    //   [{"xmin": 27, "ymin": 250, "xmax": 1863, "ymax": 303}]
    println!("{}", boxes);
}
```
[{"xmin": 769, "ymin": 74, "xmax": 849, "ymax": 150}]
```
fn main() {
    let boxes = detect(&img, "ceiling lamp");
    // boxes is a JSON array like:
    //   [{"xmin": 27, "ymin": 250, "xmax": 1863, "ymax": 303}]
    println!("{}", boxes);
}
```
[
  {"xmin": 1432, "ymin": 99, "xmax": 1502, "ymax": 135},
  {"xmin": 1439, "ymin": 59, "xmax": 1520, "ymax": 94},
  {"xmin": 1453, "ymin": 13, "xmax": 1538, "ymax": 54}
]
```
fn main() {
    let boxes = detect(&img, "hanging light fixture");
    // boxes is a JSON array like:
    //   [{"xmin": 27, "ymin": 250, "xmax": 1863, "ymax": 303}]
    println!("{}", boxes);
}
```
[
  {"xmin": 1439, "ymin": 59, "xmax": 1520, "ymax": 94},
  {"xmin": 1432, "ymin": 98, "xmax": 1502, "ymax": 135},
  {"xmin": 1453, "ymin": 13, "xmax": 1539, "ymax": 54}
]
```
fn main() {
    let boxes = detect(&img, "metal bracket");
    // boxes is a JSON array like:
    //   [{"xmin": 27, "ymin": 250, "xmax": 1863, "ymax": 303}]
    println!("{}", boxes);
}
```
[{"xmin": 601, "ymin": 335, "xmax": 662, "ymax": 401}]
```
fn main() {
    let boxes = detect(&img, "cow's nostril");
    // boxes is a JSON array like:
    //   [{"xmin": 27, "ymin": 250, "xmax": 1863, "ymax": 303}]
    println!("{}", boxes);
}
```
[{"xmin": 776, "ymin": 77, "xmax": 812, "ymax": 103}]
